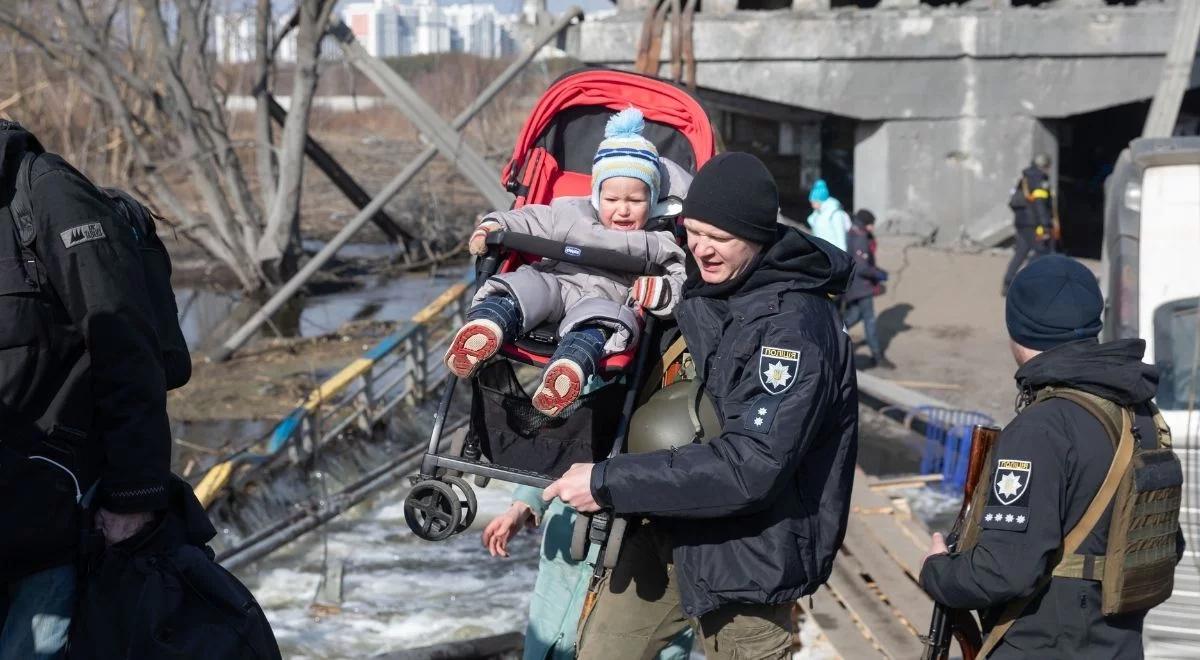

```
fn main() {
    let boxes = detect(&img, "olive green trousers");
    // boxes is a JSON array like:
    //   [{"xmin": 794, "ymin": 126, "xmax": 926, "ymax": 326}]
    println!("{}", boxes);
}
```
[{"xmin": 576, "ymin": 520, "xmax": 794, "ymax": 660}]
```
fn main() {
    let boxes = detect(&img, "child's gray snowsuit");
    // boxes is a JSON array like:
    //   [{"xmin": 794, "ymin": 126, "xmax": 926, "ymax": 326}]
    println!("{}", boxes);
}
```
[{"xmin": 473, "ymin": 196, "xmax": 685, "ymax": 355}]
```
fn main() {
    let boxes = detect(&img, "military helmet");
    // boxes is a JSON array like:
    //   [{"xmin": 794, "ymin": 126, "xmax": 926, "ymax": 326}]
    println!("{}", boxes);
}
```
[{"xmin": 627, "ymin": 380, "xmax": 721, "ymax": 454}]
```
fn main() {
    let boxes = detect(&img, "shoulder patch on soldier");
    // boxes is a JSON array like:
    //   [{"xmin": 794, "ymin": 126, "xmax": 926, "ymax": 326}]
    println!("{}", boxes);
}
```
[
  {"xmin": 982, "ymin": 505, "xmax": 1030, "ymax": 532},
  {"xmin": 989, "ymin": 458, "xmax": 1032, "ymax": 507},
  {"xmin": 744, "ymin": 394, "xmax": 781, "ymax": 434},
  {"xmin": 759, "ymin": 345, "xmax": 799, "ymax": 395},
  {"xmin": 60, "ymin": 222, "xmax": 106, "ymax": 249}
]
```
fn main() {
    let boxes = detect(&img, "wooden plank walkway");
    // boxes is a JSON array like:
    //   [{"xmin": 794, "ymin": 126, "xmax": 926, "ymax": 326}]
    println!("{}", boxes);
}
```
[{"xmin": 800, "ymin": 468, "xmax": 943, "ymax": 659}]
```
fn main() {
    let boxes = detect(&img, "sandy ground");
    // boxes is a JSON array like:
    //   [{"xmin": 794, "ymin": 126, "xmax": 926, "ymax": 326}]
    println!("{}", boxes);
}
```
[{"xmin": 853, "ymin": 235, "xmax": 1101, "ymax": 425}]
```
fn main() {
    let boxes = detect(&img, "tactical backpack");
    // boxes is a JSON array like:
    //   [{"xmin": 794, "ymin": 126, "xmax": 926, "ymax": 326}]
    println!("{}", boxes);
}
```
[
  {"xmin": 976, "ymin": 386, "xmax": 1183, "ymax": 657},
  {"xmin": 1035, "ymin": 387, "xmax": 1182, "ymax": 615},
  {"xmin": 9, "ymin": 151, "xmax": 191, "ymax": 390}
]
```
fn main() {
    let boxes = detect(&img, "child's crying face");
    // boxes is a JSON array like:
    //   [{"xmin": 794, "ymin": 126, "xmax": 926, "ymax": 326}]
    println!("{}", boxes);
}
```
[{"xmin": 598, "ymin": 177, "xmax": 651, "ymax": 231}]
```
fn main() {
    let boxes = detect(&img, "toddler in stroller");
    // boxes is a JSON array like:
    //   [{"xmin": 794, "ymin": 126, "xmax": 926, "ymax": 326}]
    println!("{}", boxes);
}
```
[{"xmin": 444, "ymin": 107, "xmax": 686, "ymax": 416}]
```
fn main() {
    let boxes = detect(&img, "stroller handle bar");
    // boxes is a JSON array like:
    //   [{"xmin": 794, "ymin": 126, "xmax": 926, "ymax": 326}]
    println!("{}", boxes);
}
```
[{"xmin": 485, "ymin": 231, "xmax": 666, "ymax": 276}]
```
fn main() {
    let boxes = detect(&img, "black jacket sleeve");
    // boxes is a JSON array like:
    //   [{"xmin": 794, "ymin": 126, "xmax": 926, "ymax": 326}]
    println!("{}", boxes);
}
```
[
  {"xmin": 593, "ymin": 327, "xmax": 832, "ymax": 518},
  {"xmin": 30, "ymin": 162, "xmax": 171, "ymax": 512},
  {"xmin": 919, "ymin": 409, "xmax": 1069, "ymax": 609}
]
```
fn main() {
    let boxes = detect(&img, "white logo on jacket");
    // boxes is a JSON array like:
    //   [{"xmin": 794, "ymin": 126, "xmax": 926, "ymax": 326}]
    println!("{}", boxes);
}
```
[{"xmin": 758, "ymin": 346, "xmax": 799, "ymax": 395}]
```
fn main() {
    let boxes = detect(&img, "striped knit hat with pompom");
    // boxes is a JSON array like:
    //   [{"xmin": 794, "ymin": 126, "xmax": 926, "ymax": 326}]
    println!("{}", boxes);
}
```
[{"xmin": 591, "ymin": 107, "xmax": 661, "ymax": 212}]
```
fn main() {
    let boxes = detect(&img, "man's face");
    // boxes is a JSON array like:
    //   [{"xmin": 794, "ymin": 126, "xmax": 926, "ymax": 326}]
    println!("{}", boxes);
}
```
[
  {"xmin": 684, "ymin": 218, "xmax": 763, "ymax": 284},
  {"xmin": 598, "ymin": 177, "xmax": 651, "ymax": 231}
]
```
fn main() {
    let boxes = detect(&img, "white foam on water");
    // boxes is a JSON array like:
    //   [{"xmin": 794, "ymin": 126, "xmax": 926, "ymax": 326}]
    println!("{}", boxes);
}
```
[
  {"xmin": 897, "ymin": 485, "xmax": 962, "ymax": 533},
  {"xmin": 794, "ymin": 613, "xmax": 839, "ymax": 660},
  {"xmin": 237, "ymin": 481, "xmax": 540, "ymax": 659}
]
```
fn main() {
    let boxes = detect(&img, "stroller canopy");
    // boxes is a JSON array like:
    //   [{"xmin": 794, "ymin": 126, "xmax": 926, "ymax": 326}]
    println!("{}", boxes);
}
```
[{"xmin": 501, "ymin": 69, "xmax": 716, "ymax": 207}]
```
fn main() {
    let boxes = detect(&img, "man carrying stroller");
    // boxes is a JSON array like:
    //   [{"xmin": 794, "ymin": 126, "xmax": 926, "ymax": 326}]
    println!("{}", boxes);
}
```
[{"xmin": 543, "ymin": 152, "xmax": 859, "ymax": 659}]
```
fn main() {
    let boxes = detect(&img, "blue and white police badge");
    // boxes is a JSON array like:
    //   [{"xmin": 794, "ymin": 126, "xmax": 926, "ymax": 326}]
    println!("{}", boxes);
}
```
[{"xmin": 759, "ymin": 345, "xmax": 799, "ymax": 395}]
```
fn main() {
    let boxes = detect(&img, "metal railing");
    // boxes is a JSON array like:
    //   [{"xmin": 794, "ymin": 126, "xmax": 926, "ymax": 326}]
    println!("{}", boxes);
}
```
[{"xmin": 193, "ymin": 272, "xmax": 476, "ymax": 507}]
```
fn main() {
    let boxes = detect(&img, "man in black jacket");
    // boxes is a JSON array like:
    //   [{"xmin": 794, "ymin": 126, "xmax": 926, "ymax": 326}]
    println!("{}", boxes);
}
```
[
  {"xmin": 0, "ymin": 121, "xmax": 171, "ymax": 659},
  {"xmin": 1001, "ymin": 154, "xmax": 1054, "ymax": 296},
  {"xmin": 921, "ymin": 255, "xmax": 1180, "ymax": 659},
  {"xmin": 544, "ymin": 152, "xmax": 859, "ymax": 659}
]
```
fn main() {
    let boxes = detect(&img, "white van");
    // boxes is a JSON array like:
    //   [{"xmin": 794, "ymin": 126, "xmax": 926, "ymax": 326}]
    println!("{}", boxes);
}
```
[{"xmin": 1102, "ymin": 137, "xmax": 1200, "ymax": 658}]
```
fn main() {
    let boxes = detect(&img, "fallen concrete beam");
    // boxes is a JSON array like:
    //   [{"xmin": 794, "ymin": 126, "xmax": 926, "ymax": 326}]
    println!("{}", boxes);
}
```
[
  {"xmin": 970, "ymin": 220, "xmax": 1016, "ymax": 247},
  {"xmin": 856, "ymin": 370, "xmax": 955, "ymax": 436}
]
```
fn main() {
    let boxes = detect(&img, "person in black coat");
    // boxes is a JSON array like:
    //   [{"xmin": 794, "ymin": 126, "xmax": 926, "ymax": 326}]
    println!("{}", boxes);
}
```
[
  {"xmin": 844, "ymin": 209, "xmax": 893, "ymax": 369},
  {"xmin": 920, "ymin": 255, "xmax": 1183, "ymax": 659},
  {"xmin": 544, "ymin": 152, "xmax": 859, "ymax": 659},
  {"xmin": 1002, "ymin": 154, "xmax": 1055, "ymax": 295},
  {"xmin": 0, "ymin": 121, "xmax": 170, "ymax": 659}
]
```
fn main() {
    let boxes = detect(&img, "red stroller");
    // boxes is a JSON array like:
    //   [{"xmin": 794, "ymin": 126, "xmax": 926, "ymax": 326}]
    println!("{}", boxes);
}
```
[{"xmin": 402, "ymin": 69, "xmax": 715, "ymax": 548}]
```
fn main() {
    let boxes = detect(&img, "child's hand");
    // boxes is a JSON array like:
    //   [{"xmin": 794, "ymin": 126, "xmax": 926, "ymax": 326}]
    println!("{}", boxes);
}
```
[
  {"xmin": 481, "ymin": 501, "xmax": 535, "ymax": 557},
  {"xmin": 630, "ymin": 276, "xmax": 672, "ymax": 312},
  {"xmin": 469, "ymin": 220, "xmax": 502, "ymax": 256}
]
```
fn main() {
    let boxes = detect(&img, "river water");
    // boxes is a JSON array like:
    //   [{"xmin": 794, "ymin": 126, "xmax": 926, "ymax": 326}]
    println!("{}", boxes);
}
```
[
  {"xmin": 173, "ymin": 244, "xmax": 466, "ymax": 352},
  {"xmin": 236, "ymin": 483, "xmax": 539, "ymax": 659}
]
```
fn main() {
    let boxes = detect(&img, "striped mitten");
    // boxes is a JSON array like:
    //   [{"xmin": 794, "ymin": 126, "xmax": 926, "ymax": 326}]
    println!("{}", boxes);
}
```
[{"xmin": 630, "ymin": 275, "xmax": 672, "ymax": 313}]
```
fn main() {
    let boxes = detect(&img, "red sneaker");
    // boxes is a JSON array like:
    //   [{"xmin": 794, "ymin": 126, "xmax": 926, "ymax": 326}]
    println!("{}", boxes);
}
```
[
  {"xmin": 444, "ymin": 319, "xmax": 503, "ymax": 378},
  {"xmin": 531, "ymin": 359, "xmax": 585, "ymax": 417}
]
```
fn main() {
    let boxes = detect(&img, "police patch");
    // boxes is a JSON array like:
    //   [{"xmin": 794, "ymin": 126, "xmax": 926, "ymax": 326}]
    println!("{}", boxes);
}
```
[
  {"xmin": 743, "ymin": 394, "xmax": 781, "ymax": 434},
  {"xmin": 982, "ymin": 505, "xmax": 1030, "ymax": 532},
  {"xmin": 759, "ymin": 346, "xmax": 799, "ymax": 395},
  {"xmin": 991, "ymin": 459, "xmax": 1031, "ymax": 506},
  {"xmin": 60, "ymin": 222, "xmax": 106, "ymax": 249}
]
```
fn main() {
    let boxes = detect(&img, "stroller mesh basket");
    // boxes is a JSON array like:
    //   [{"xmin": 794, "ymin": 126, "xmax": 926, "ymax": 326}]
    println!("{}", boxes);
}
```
[{"xmin": 468, "ymin": 360, "xmax": 623, "ymax": 479}]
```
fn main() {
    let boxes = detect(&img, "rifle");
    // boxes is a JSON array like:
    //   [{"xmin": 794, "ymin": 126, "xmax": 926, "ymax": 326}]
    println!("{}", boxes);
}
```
[{"xmin": 921, "ymin": 424, "xmax": 1001, "ymax": 660}]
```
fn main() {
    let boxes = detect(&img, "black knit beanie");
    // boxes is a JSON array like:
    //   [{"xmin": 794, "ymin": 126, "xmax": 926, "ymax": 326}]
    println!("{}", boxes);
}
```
[
  {"xmin": 682, "ymin": 152, "xmax": 778, "ymax": 245},
  {"xmin": 1006, "ymin": 255, "xmax": 1103, "ymax": 350}
]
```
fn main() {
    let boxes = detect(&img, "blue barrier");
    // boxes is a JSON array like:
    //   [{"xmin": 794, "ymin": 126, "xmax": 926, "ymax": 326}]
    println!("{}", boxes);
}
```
[{"xmin": 917, "ymin": 406, "xmax": 994, "ymax": 491}]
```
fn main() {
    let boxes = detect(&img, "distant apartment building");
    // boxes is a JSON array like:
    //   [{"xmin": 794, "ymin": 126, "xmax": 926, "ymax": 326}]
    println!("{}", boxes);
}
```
[
  {"xmin": 210, "ymin": 0, "xmax": 519, "ymax": 63},
  {"xmin": 340, "ymin": 0, "xmax": 518, "ymax": 59}
]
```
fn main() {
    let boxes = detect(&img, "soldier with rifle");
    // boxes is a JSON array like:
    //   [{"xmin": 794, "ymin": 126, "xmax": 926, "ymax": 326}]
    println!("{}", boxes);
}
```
[{"xmin": 920, "ymin": 255, "xmax": 1184, "ymax": 659}]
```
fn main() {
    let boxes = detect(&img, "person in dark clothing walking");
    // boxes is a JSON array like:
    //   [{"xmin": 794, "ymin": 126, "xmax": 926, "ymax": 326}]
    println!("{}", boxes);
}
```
[
  {"xmin": 920, "ymin": 255, "xmax": 1183, "ymax": 659},
  {"xmin": 543, "ymin": 152, "xmax": 859, "ymax": 659},
  {"xmin": 0, "ymin": 121, "xmax": 171, "ymax": 659},
  {"xmin": 1001, "ymin": 154, "xmax": 1055, "ymax": 296},
  {"xmin": 844, "ymin": 209, "xmax": 893, "ymax": 370}
]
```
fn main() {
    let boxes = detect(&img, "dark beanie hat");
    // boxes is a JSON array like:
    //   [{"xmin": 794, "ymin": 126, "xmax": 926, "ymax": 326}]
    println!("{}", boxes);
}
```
[
  {"xmin": 681, "ymin": 152, "xmax": 778, "ymax": 245},
  {"xmin": 1006, "ymin": 255, "xmax": 1103, "ymax": 350}
]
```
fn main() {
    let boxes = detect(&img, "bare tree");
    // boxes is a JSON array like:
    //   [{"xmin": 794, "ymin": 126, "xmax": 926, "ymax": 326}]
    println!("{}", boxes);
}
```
[{"xmin": 1, "ymin": 0, "xmax": 337, "ymax": 292}]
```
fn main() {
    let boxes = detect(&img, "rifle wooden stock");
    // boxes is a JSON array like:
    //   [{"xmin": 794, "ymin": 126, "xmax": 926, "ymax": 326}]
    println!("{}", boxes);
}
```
[{"xmin": 922, "ymin": 424, "xmax": 1000, "ymax": 660}]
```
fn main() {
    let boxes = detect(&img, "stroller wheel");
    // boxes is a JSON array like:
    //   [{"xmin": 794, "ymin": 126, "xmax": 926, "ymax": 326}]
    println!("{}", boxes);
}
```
[
  {"xmin": 601, "ymin": 516, "xmax": 628, "ymax": 569},
  {"xmin": 442, "ymin": 475, "xmax": 478, "ymax": 534},
  {"xmin": 570, "ymin": 513, "xmax": 590, "ymax": 562},
  {"xmin": 404, "ymin": 480, "xmax": 462, "ymax": 541}
]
